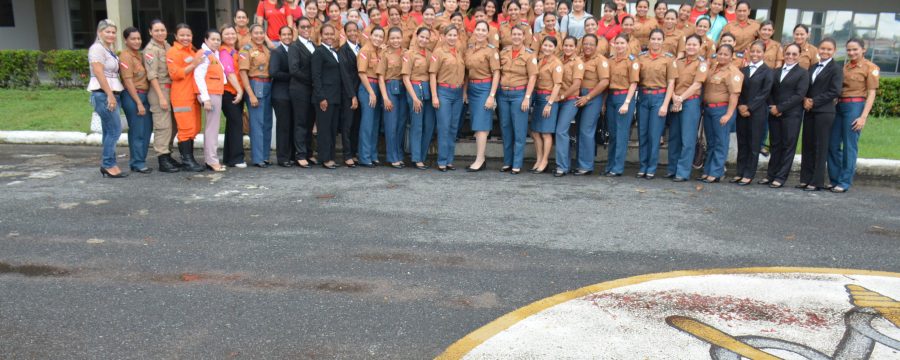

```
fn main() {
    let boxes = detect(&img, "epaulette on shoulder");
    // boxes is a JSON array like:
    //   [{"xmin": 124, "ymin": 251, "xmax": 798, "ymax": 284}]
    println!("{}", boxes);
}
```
[
  {"xmin": 665, "ymin": 52, "xmax": 674, "ymax": 57},
  {"xmin": 639, "ymin": 51, "xmax": 649, "ymax": 56},
  {"xmin": 628, "ymin": 54, "xmax": 636, "ymax": 61},
  {"xmin": 242, "ymin": 44, "xmax": 252, "ymax": 51},
  {"xmin": 698, "ymin": 55, "xmax": 706, "ymax": 61},
  {"xmin": 710, "ymin": 53, "xmax": 717, "ymax": 59},
  {"xmin": 524, "ymin": 48, "xmax": 534, "ymax": 53},
  {"xmin": 487, "ymin": 44, "xmax": 496, "ymax": 49},
  {"xmin": 735, "ymin": 52, "xmax": 745, "ymax": 58}
]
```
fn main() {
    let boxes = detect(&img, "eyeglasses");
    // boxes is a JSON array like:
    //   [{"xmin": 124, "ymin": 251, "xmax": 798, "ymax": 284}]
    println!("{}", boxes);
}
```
[{"xmin": 299, "ymin": 25, "xmax": 311, "ymax": 29}]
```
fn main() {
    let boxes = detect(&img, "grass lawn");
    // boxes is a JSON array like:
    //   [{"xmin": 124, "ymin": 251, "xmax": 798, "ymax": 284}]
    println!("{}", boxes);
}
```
[{"xmin": 1, "ymin": 89, "xmax": 898, "ymax": 160}]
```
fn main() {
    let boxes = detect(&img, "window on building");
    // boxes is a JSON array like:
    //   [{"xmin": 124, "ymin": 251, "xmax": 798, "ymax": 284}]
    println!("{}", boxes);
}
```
[
  {"xmin": 872, "ymin": 12, "xmax": 899, "ymax": 73},
  {"xmin": 0, "ymin": 0, "xmax": 14, "ymax": 27}
]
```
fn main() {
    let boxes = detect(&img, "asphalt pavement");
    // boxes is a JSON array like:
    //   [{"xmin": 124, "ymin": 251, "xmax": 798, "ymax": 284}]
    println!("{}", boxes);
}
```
[{"xmin": 0, "ymin": 144, "xmax": 898, "ymax": 359}]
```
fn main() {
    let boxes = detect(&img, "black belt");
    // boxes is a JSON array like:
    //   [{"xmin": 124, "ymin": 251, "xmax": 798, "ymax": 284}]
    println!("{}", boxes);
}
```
[{"xmin": 92, "ymin": 90, "xmax": 122, "ymax": 95}]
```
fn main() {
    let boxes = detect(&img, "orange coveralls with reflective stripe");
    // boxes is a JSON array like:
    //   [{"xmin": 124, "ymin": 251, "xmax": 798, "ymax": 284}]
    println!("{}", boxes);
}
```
[{"xmin": 166, "ymin": 41, "xmax": 202, "ymax": 142}]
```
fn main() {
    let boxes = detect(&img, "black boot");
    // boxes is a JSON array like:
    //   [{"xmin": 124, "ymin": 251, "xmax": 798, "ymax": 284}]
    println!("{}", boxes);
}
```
[
  {"xmin": 158, "ymin": 153, "xmax": 181, "ymax": 173},
  {"xmin": 178, "ymin": 140, "xmax": 205, "ymax": 172}
]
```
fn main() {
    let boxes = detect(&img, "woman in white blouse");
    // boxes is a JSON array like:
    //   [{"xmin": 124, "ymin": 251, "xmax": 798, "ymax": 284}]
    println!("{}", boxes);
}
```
[
  {"xmin": 193, "ymin": 29, "xmax": 227, "ymax": 172},
  {"xmin": 88, "ymin": 19, "xmax": 127, "ymax": 178}
]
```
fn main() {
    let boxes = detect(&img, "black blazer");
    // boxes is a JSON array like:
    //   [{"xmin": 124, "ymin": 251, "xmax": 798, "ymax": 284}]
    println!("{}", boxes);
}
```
[
  {"xmin": 805, "ymin": 59, "xmax": 843, "ymax": 113},
  {"xmin": 337, "ymin": 42, "xmax": 361, "ymax": 100},
  {"xmin": 311, "ymin": 44, "xmax": 344, "ymax": 105},
  {"xmin": 288, "ymin": 38, "xmax": 315, "ymax": 91},
  {"xmin": 769, "ymin": 65, "xmax": 810, "ymax": 117},
  {"xmin": 268, "ymin": 44, "xmax": 291, "ymax": 100},
  {"xmin": 738, "ymin": 63, "xmax": 774, "ymax": 113}
]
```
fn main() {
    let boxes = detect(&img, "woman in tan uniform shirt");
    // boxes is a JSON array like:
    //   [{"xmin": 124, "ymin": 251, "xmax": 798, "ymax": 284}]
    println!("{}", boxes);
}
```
[
  {"xmin": 497, "ymin": 24, "xmax": 538, "ymax": 174},
  {"xmin": 402, "ymin": 27, "xmax": 436, "ymax": 169},
  {"xmin": 659, "ymin": 10, "xmax": 686, "ymax": 59},
  {"xmin": 604, "ymin": 34, "xmax": 640, "ymax": 176},
  {"xmin": 791, "ymin": 24, "xmax": 818, "ymax": 70},
  {"xmin": 429, "ymin": 25, "xmax": 466, "ymax": 171},
  {"xmin": 698, "ymin": 43, "xmax": 743, "ymax": 183},
  {"xmin": 631, "ymin": 0, "xmax": 658, "ymax": 50},
  {"xmin": 720, "ymin": 1, "xmax": 759, "ymax": 53},
  {"xmin": 378, "ymin": 27, "xmax": 408, "ymax": 168},
  {"xmin": 499, "ymin": 1, "xmax": 532, "ymax": 49},
  {"xmin": 667, "ymin": 34, "xmax": 708, "ymax": 181},
  {"xmin": 573, "ymin": 34, "xmax": 610, "ymax": 175},
  {"xmin": 356, "ymin": 27, "xmax": 385, "ymax": 166},
  {"xmin": 464, "ymin": 21, "xmax": 501, "ymax": 171},
  {"xmin": 530, "ymin": 36, "xmax": 563, "ymax": 174},
  {"xmin": 120, "ymin": 27, "xmax": 153, "ymax": 173},
  {"xmin": 618, "ymin": 16, "xmax": 644, "ymax": 56},
  {"xmin": 552, "ymin": 36, "xmax": 584, "ymax": 177},
  {"xmin": 636, "ymin": 28, "xmax": 677, "ymax": 179}
]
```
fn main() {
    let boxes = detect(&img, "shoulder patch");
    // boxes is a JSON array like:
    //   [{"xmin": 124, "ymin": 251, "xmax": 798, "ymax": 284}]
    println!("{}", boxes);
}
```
[
  {"xmin": 556, "ymin": 65, "xmax": 562, "ymax": 73},
  {"xmin": 602, "ymin": 61, "xmax": 608, "ymax": 68},
  {"xmin": 242, "ymin": 44, "xmax": 252, "ymax": 51},
  {"xmin": 628, "ymin": 54, "xmax": 635, "ymax": 61},
  {"xmin": 699, "ymin": 63, "xmax": 707, "ymax": 72},
  {"xmin": 872, "ymin": 69, "xmax": 879, "ymax": 76},
  {"xmin": 632, "ymin": 62, "xmax": 639, "ymax": 70},
  {"xmin": 639, "ymin": 51, "xmax": 649, "ymax": 56},
  {"xmin": 698, "ymin": 56, "xmax": 705, "ymax": 61},
  {"xmin": 733, "ymin": 75, "xmax": 741, "ymax": 82},
  {"xmin": 487, "ymin": 44, "xmax": 496, "ymax": 49},
  {"xmin": 735, "ymin": 52, "xmax": 745, "ymax": 58},
  {"xmin": 577, "ymin": 63, "xmax": 584, "ymax": 70},
  {"xmin": 524, "ymin": 48, "xmax": 534, "ymax": 53},
  {"xmin": 532, "ymin": 58, "xmax": 538, "ymax": 65},
  {"xmin": 665, "ymin": 52, "xmax": 674, "ymax": 57}
]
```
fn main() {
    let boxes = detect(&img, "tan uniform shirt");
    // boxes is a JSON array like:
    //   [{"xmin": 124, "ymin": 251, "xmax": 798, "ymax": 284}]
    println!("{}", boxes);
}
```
[
  {"xmin": 499, "ymin": 21, "xmax": 533, "ymax": 49},
  {"xmin": 703, "ymin": 64, "xmax": 742, "ymax": 104},
  {"xmin": 377, "ymin": 47, "xmax": 406, "ymax": 80},
  {"xmin": 632, "ymin": 16, "xmax": 658, "ymax": 48},
  {"xmin": 662, "ymin": 28, "xmax": 686, "ymax": 55},
  {"xmin": 358, "ymin": 43, "xmax": 382, "ymax": 79},
  {"xmin": 841, "ymin": 59, "xmax": 880, "ymax": 98},
  {"xmin": 674, "ymin": 55, "xmax": 708, "ymax": 95},
  {"xmin": 761, "ymin": 39, "xmax": 783, "ymax": 69},
  {"xmin": 238, "ymin": 43, "xmax": 271, "ymax": 78},
  {"xmin": 580, "ymin": 53, "xmax": 610, "ymax": 89},
  {"xmin": 143, "ymin": 40, "xmax": 172, "ymax": 84},
  {"xmin": 465, "ymin": 43, "xmax": 501, "ymax": 80},
  {"xmin": 559, "ymin": 55, "xmax": 585, "ymax": 100},
  {"xmin": 531, "ymin": 29, "xmax": 564, "ymax": 53},
  {"xmin": 536, "ymin": 55, "xmax": 563, "ymax": 91},
  {"xmin": 401, "ymin": 48, "xmax": 431, "ymax": 82},
  {"xmin": 722, "ymin": 20, "xmax": 760, "ymax": 52},
  {"xmin": 676, "ymin": 21, "xmax": 695, "ymax": 38},
  {"xmin": 409, "ymin": 26, "xmax": 442, "ymax": 51},
  {"xmin": 466, "ymin": 27, "xmax": 501, "ymax": 48},
  {"xmin": 609, "ymin": 53, "xmax": 640, "ymax": 90},
  {"xmin": 796, "ymin": 42, "xmax": 819, "ymax": 70},
  {"xmin": 120, "ymin": 48, "xmax": 149, "ymax": 91},
  {"xmin": 499, "ymin": 46, "xmax": 538, "ymax": 87},
  {"xmin": 578, "ymin": 36, "xmax": 609, "ymax": 60},
  {"xmin": 638, "ymin": 51, "xmax": 677, "ymax": 88},
  {"xmin": 429, "ymin": 44, "xmax": 466, "ymax": 86},
  {"xmin": 699, "ymin": 36, "xmax": 715, "ymax": 59},
  {"xmin": 236, "ymin": 27, "xmax": 252, "ymax": 49}
]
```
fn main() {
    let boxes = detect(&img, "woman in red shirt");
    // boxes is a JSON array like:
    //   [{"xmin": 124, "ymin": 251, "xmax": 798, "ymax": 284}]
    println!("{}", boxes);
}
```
[
  {"xmin": 597, "ymin": 1, "xmax": 622, "ymax": 41},
  {"xmin": 255, "ymin": 0, "xmax": 288, "ymax": 47}
]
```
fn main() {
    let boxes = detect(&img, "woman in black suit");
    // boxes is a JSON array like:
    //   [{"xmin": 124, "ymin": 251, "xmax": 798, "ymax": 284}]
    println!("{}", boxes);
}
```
[
  {"xmin": 338, "ymin": 21, "xmax": 362, "ymax": 167},
  {"xmin": 734, "ymin": 40, "xmax": 773, "ymax": 185},
  {"xmin": 761, "ymin": 43, "xmax": 809, "ymax": 188},
  {"xmin": 311, "ymin": 23, "xmax": 345, "ymax": 169},
  {"xmin": 799, "ymin": 38, "xmax": 842, "ymax": 191}
]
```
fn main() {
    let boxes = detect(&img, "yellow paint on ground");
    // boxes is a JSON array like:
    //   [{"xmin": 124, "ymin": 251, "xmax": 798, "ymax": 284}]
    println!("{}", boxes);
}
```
[
  {"xmin": 665, "ymin": 316, "xmax": 780, "ymax": 360},
  {"xmin": 436, "ymin": 267, "xmax": 900, "ymax": 360},
  {"xmin": 847, "ymin": 284, "xmax": 900, "ymax": 327}
]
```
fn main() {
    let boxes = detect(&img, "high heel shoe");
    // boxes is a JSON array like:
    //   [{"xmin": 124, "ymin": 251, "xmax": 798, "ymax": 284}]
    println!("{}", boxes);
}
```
[
  {"xmin": 530, "ymin": 166, "xmax": 547, "ymax": 174},
  {"xmin": 510, "ymin": 169, "xmax": 521, "ymax": 175},
  {"xmin": 100, "ymin": 167, "xmax": 128, "ymax": 178},
  {"xmin": 205, "ymin": 164, "xmax": 226, "ymax": 172},
  {"xmin": 466, "ymin": 162, "xmax": 486, "ymax": 172},
  {"xmin": 499, "ymin": 166, "xmax": 511, "ymax": 173},
  {"xmin": 701, "ymin": 176, "xmax": 720, "ymax": 183}
]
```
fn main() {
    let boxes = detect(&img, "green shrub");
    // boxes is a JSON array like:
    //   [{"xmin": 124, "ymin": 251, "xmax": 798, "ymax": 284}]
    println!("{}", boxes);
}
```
[
  {"xmin": 43, "ymin": 49, "xmax": 89, "ymax": 88},
  {"xmin": 0, "ymin": 50, "xmax": 42, "ymax": 88},
  {"xmin": 873, "ymin": 77, "xmax": 900, "ymax": 118}
]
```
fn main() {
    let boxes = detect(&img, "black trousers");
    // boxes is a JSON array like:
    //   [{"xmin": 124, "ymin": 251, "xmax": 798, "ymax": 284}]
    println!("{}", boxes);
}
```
[
  {"xmin": 766, "ymin": 112, "xmax": 802, "ymax": 183},
  {"xmin": 221, "ymin": 92, "xmax": 245, "ymax": 166},
  {"xmin": 735, "ymin": 109, "xmax": 767, "ymax": 179},
  {"xmin": 272, "ymin": 97, "xmax": 295, "ymax": 163},
  {"xmin": 799, "ymin": 111, "xmax": 835, "ymax": 187},
  {"xmin": 340, "ymin": 98, "xmax": 361, "ymax": 159},
  {"xmin": 291, "ymin": 84, "xmax": 316, "ymax": 159},
  {"xmin": 316, "ymin": 100, "xmax": 341, "ymax": 162}
]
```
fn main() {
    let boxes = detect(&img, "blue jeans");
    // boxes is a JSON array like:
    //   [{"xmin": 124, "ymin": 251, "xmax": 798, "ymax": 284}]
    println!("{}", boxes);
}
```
[
  {"xmin": 637, "ymin": 90, "xmax": 666, "ymax": 175},
  {"xmin": 828, "ymin": 101, "xmax": 864, "ymax": 189},
  {"xmin": 667, "ymin": 97, "xmax": 701, "ymax": 179},
  {"xmin": 554, "ymin": 98, "xmax": 579, "ymax": 172},
  {"xmin": 605, "ymin": 92, "xmax": 635, "ymax": 174},
  {"xmin": 121, "ymin": 91, "xmax": 152, "ymax": 169},
  {"xmin": 577, "ymin": 89, "xmax": 603, "ymax": 171},
  {"xmin": 91, "ymin": 91, "xmax": 122, "ymax": 169},
  {"xmin": 407, "ymin": 81, "xmax": 435, "ymax": 163},
  {"xmin": 702, "ymin": 105, "xmax": 734, "ymax": 178},
  {"xmin": 383, "ymin": 80, "xmax": 407, "ymax": 163},
  {"xmin": 531, "ymin": 93, "xmax": 558, "ymax": 133},
  {"xmin": 436, "ymin": 86, "xmax": 463, "ymax": 166},
  {"xmin": 468, "ymin": 81, "xmax": 494, "ymax": 131},
  {"xmin": 247, "ymin": 80, "xmax": 273, "ymax": 165},
  {"xmin": 498, "ymin": 88, "xmax": 529, "ymax": 169},
  {"xmin": 357, "ymin": 85, "xmax": 382, "ymax": 165}
]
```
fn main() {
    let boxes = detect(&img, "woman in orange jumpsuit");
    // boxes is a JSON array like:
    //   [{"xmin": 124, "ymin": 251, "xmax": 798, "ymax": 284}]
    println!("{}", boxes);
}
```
[{"xmin": 166, "ymin": 23, "xmax": 205, "ymax": 172}]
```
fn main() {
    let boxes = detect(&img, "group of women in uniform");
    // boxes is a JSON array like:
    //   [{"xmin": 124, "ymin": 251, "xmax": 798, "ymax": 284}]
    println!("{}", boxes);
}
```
[{"xmin": 88, "ymin": 0, "xmax": 880, "ymax": 192}]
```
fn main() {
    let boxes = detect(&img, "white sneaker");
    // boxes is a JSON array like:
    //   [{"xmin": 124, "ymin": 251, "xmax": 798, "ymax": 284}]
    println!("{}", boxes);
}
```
[{"xmin": 234, "ymin": 162, "xmax": 247, "ymax": 168}]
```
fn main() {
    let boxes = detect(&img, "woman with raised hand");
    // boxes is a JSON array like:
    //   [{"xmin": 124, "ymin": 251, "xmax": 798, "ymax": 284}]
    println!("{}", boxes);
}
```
[
  {"xmin": 697, "ymin": 44, "xmax": 743, "ymax": 183},
  {"xmin": 378, "ymin": 26, "xmax": 409, "ymax": 168},
  {"xmin": 464, "ymin": 21, "xmax": 501, "ymax": 172},
  {"xmin": 497, "ymin": 24, "xmax": 538, "ymax": 174},
  {"xmin": 604, "ymin": 34, "xmax": 639, "ymax": 177},
  {"xmin": 530, "ymin": 36, "xmax": 563, "ymax": 174},
  {"xmin": 572, "ymin": 34, "xmax": 609, "ymax": 175},
  {"xmin": 119, "ymin": 26, "xmax": 153, "ymax": 174},
  {"xmin": 357, "ymin": 27, "xmax": 386, "ymax": 167},
  {"xmin": 429, "ymin": 25, "xmax": 467, "ymax": 172},
  {"xmin": 733, "ymin": 40, "xmax": 772, "ymax": 185},
  {"xmin": 403, "ymin": 27, "xmax": 437, "ymax": 170},
  {"xmin": 553, "ymin": 36, "xmax": 584, "ymax": 177},
  {"xmin": 827, "ymin": 38, "xmax": 878, "ymax": 193},
  {"xmin": 666, "ymin": 34, "xmax": 708, "ymax": 182},
  {"xmin": 219, "ymin": 24, "xmax": 246, "ymax": 168},
  {"xmin": 238, "ymin": 24, "xmax": 274, "ymax": 168},
  {"xmin": 193, "ymin": 29, "xmax": 227, "ymax": 172},
  {"xmin": 89, "ymin": 19, "xmax": 127, "ymax": 178},
  {"xmin": 635, "ymin": 28, "xmax": 676, "ymax": 180},
  {"xmin": 167, "ymin": 23, "xmax": 207, "ymax": 172}
]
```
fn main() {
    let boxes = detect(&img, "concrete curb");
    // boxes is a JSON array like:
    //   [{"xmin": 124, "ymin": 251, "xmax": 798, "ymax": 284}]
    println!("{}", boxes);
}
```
[{"xmin": 1, "ymin": 130, "xmax": 898, "ymax": 178}]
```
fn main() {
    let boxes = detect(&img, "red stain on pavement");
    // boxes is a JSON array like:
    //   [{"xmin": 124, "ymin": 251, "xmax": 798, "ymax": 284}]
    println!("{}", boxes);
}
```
[
  {"xmin": 584, "ymin": 290, "xmax": 837, "ymax": 329},
  {"xmin": 180, "ymin": 273, "xmax": 204, "ymax": 282}
]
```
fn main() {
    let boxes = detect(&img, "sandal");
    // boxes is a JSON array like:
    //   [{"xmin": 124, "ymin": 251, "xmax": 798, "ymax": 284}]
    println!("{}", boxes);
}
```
[
  {"xmin": 757, "ymin": 178, "xmax": 772, "ymax": 185},
  {"xmin": 769, "ymin": 181, "xmax": 783, "ymax": 188},
  {"xmin": 830, "ymin": 186, "xmax": 847, "ymax": 193}
]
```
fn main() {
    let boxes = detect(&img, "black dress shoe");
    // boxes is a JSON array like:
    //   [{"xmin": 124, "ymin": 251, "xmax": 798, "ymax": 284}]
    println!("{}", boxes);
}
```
[
  {"xmin": 499, "ymin": 166, "xmax": 512, "ymax": 172},
  {"xmin": 664, "ymin": 173, "xmax": 675, "ymax": 179},
  {"xmin": 530, "ymin": 167, "xmax": 547, "ymax": 174},
  {"xmin": 701, "ymin": 176, "xmax": 720, "ymax": 183},
  {"xmin": 390, "ymin": 162, "xmax": 405, "ymax": 169},
  {"xmin": 605, "ymin": 172, "xmax": 621, "ymax": 177},
  {"xmin": 253, "ymin": 163, "xmax": 269, "ymax": 168},
  {"xmin": 672, "ymin": 177, "xmax": 688, "ymax": 182},
  {"xmin": 554, "ymin": 171, "xmax": 566, "ymax": 177},
  {"xmin": 358, "ymin": 162, "xmax": 376, "ymax": 168},
  {"xmin": 100, "ymin": 167, "xmax": 128, "ymax": 178},
  {"xmin": 573, "ymin": 169, "xmax": 593, "ymax": 176},
  {"xmin": 372, "ymin": 160, "xmax": 381, "ymax": 166},
  {"xmin": 757, "ymin": 178, "xmax": 772, "ymax": 185},
  {"xmin": 416, "ymin": 163, "xmax": 430, "ymax": 170},
  {"xmin": 322, "ymin": 162, "xmax": 339, "ymax": 169},
  {"xmin": 131, "ymin": 167, "xmax": 153, "ymax": 174},
  {"xmin": 466, "ymin": 163, "xmax": 485, "ymax": 172},
  {"xmin": 278, "ymin": 161, "xmax": 294, "ymax": 167},
  {"xmin": 263, "ymin": 160, "xmax": 272, "ymax": 165},
  {"xmin": 737, "ymin": 179, "xmax": 753, "ymax": 186},
  {"xmin": 446, "ymin": 164, "xmax": 456, "ymax": 171}
]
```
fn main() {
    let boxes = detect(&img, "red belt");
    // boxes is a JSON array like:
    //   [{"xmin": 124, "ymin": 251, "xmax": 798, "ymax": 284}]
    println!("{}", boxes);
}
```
[
  {"xmin": 642, "ymin": 88, "xmax": 666, "ymax": 95},
  {"xmin": 136, "ymin": 89, "xmax": 148, "ymax": 94},
  {"xmin": 469, "ymin": 78, "xmax": 492, "ymax": 84},
  {"xmin": 438, "ymin": 83, "xmax": 462, "ymax": 89},
  {"xmin": 501, "ymin": 85, "xmax": 526, "ymax": 91},
  {"xmin": 250, "ymin": 77, "xmax": 271, "ymax": 82},
  {"xmin": 535, "ymin": 90, "xmax": 552, "ymax": 95},
  {"xmin": 564, "ymin": 95, "xmax": 579, "ymax": 101},
  {"xmin": 839, "ymin": 97, "xmax": 866, "ymax": 103},
  {"xmin": 368, "ymin": 77, "xmax": 379, "ymax": 84},
  {"xmin": 410, "ymin": 80, "xmax": 426, "ymax": 85},
  {"xmin": 611, "ymin": 90, "xmax": 628, "ymax": 95},
  {"xmin": 707, "ymin": 102, "xmax": 728, "ymax": 108},
  {"xmin": 163, "ymin": 84, "xmax": 172, "ymax": 89}
]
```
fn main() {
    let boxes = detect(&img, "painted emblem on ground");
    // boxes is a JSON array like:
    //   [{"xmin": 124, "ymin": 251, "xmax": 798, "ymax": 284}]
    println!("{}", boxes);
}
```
[{"xmin": 438, "ymin": 268, "xmax": 900, "ymax": 359}]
